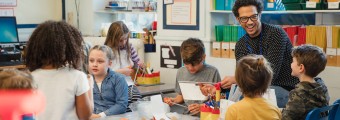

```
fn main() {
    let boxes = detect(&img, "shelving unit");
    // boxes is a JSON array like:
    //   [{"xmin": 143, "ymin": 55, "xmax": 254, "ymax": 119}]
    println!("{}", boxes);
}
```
[
  {"xmin": 95, "ymin": 10, "xmax": 157, "ymax": 14},
  {"xmin": 210, "ymin": 10, "xmax": 340, "ymax": 14}
]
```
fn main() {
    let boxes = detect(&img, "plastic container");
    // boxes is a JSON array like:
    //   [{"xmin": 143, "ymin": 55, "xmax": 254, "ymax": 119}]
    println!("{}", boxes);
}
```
[
  {"xmin": 136, "ymin": 74, "xmax": 154, "ymax": 85},
  {"xmin": 211, "ymin": 109, "xmax": 220, "ymax": 120},
  {"xmin": 152, "ymin": 71, "xmax": 160, "ymax": 84},
  {"xmin": 200, "ymin": 105, "xmax": 212, "ymax": 120}
]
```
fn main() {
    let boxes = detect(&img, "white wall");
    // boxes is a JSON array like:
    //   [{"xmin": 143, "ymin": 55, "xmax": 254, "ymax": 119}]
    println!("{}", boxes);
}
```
[{"xmin": 14, "ymin": 0, "xmax": 62, "ymax": 24}]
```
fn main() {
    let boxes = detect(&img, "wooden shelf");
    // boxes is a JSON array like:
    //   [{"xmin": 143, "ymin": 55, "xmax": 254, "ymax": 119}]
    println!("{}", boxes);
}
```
[{"xmin": 95, "ymin": 10, "xmax": 157, "ymax": 14}]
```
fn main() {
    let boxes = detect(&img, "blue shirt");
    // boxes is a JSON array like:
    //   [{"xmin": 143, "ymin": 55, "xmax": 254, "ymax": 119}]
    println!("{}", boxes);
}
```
[{"xmin": 93, "ymin": 69, "xmax": 129, "ymax": 115}]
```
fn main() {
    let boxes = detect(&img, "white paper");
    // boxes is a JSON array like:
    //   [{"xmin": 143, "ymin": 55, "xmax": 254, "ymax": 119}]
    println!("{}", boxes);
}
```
[
  {"xmin": 326, "ymin": 26, "xmax": 333, "ymax": 48},
  {"xmin": 164, "ymin": 59, "xmax": 177, "ymax": 65},
  {"xmin": 306, "ymin": 2, "xmax": 317, "ymax": 8},
  {"xmin": 166, "ymin": 65, "xmax": 175, "ymax": 68},
  {"xmin": 0, "ymin": 8, "xmax": 13, "ymax": 16},
  {"xmin": 230, "ymin": 43, "xmax": 236, "ymax": 49},
  {"xmin": 162, "ymin": 48, "xmax": 170, "ymax": 58},
  {"xmin": 220, "ymin": 99, "xmax": 235, "ymax": 119},
  {"xmin": 337, "ymin": 48, "xmax": 340, "ymax": 55},
  {"xmin": 213, "ymin": 42, "xmax": 220, "ymax": 49},
  {"xmin": 262, "ymin": 89, "xmax": 278, "ymax": 107},
  {"xmin": 326, "ymin": 48, "xmax": 337, "ymax": 56},
  {"xmin": 171, "ymin": 2, "xmax": 191, "ymax": 24},
  {"xmin": 328, "ymin": 2, "xmax": 339, "ymax": 9},
  {"xmin": 178, "ymin": 82, "xmax": 207, "ymax": 101},
  {"xmin": 267, "ymin": 3, "xmax": 274, "ymax": 8},
  {"xmin": 153, "ymin": 113, "xmax": 170, "ymax": 120},
  {"xmin": 151, "ymin": 95, "xmax": 166, "ymax": 114},
  {"xmin": 164, "ymin": 0, "xmax": 174, "ymax": 5},
  {"xmin": 222, "ymin": 42, "xmax": 230, "ymax": 49},
  {"xmin": 0, "ymin": 0, "xmax": 16, "ymax": 6}
]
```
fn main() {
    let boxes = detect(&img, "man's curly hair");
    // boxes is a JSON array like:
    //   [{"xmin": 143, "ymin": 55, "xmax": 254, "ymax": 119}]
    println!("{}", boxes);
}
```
[{"xmin": 232, "ymin": 0, "xmax": 263, "ymax": 17}]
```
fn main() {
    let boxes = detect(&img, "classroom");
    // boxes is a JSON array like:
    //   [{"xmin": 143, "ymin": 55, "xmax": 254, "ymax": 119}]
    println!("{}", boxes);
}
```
[{"xmin": 0, "ymin": 0, "xmax": 340, "ymax": 119}]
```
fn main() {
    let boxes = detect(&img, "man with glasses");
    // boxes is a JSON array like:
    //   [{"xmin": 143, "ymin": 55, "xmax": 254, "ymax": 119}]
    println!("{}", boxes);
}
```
[{"xmin": 202, "ymin": 0, "xmax": 299, "ymax": 108}]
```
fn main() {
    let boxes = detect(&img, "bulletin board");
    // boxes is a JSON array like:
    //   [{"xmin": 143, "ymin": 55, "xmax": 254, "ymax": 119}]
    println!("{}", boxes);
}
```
[
  {"xmin": 160, "ymin": 45, "xmax": 182, "ymax": 69},
  {"xmin": 162, "ymin": 0, "xmax": 199, "ymax": 30}
]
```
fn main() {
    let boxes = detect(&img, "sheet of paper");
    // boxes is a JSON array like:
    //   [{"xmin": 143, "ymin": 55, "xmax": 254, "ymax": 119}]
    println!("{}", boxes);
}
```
[
  {"xmin": 178, "ymin": 82, "xmax": 207, "ymax": 101},
  {"xmin": 164, "ymin": 59, "xmax": 177, "ymax": 65},
  {"xmin": 162, "ymin": 48, "xmax": 170, "ymax": 58},
  {"xmin": 153, "ymin": 113, "xmax": 171, "ymax": 120},
  {"xmin": 220, "ymin": 99, "xmax": 235, "ymax": 119},
  {"xmin": 151, "ymin": 95, "xmax": 166, "ymax": 114},
  {"xmin": 228, "ymin": 84, "xmax": 242, "ymax": 102},
  {"xmin": 262, "ymin": 89, "xmax": 277, "ymax": 107},
  {"xmin": 171, "ymin": 2, "xmax": 191, "ymax": 24}
]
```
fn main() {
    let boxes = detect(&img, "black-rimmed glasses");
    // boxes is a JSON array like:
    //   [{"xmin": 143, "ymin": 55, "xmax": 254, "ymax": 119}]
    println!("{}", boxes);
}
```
[{"xmin": 238, "ymin": 14, "xmax": 259, "ymax": 23}]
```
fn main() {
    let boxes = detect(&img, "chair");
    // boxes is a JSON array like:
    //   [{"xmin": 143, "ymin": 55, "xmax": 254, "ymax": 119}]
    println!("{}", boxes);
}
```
[
  {"xmin": 330, "ymin": 99, "xmax": 340, "ymax": 120},
  {"xmin": 305, "ymin": 103, "xmax": 339, "ymax": 120}
]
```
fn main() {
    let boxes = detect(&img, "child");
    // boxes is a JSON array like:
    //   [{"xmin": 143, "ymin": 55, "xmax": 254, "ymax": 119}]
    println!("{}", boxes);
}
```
[
  {"xmin": 0, "ymin": 69, "xmax": 33, "ymax": 89},
  {"xmin": 226, "ymin": 55, "xmax": 281, "ymax": 120},
  {"xmin": 104, "ymin": 21, "xmax": 143, "ymax": 112},
  {"xmin": 88, "ymin": 45, "xmax": 129, "ymax": 119},
  {"xmin": 25, "ymin": 21, "xmax": 92, "ymax": 120},
  {"xmin": 282, "ymin": 44, "xmax": 329, "ymax": 120},
  {"xmin": 164, "ymin": 38, "xmax": 221, "ymax": 115}
]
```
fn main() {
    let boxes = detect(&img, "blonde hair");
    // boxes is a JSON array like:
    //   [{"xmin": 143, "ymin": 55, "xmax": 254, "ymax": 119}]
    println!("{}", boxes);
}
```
[
  {"xmin": 235, "ymin": 55, "xmax": 273, "ymax": 97},
  {"xmin": 104, "ymin": 21, "xmax": 131, "ymax": 65},
  {"xmin": 0, "ymin": 69, "xmax": 34, "ymax": 89},
  {"xmin": 89, "ymin": 45, "xmax": 114, "ymax": 61}
]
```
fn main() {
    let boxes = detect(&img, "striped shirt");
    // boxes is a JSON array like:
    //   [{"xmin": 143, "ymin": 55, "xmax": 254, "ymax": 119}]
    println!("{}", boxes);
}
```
[
  {"xmin": 120, "ymin": 43, "xmax": 140, "ymax": 68},
  {"xmin": 235, "ymin": 22, "xmax": 299, "ymax": 91}
]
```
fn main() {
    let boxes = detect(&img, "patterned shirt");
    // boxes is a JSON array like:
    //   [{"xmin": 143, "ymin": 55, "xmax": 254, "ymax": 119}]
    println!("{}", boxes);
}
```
[
  {"xmin": 282, "ymin": 77, "xmax": 330, "ymax": 120},
  {"xmin": 235, "ymin": 22, "xmax": 299, "ymax": 91}
]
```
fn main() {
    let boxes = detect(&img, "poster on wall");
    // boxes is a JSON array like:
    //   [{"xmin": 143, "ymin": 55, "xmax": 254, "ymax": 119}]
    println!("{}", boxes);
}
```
[
  {"xmin": 0, "ymin": 0, "xmax": 17, "ymax": 7},
  {"xmin": 163, "ymin": 0, "xmax": 199, "ymax": 30},
  {"xmin": 0, "ymin": 8, "xmax": 14, "ymax": 16},
  {"xmin": 160, "ymin": 45, "xmax": 182, "ymax": 69}
]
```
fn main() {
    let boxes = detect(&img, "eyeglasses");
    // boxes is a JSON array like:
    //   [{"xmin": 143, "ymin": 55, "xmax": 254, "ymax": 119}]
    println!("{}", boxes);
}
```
[{"xmin": 238, "ymin": 14, "xmax": 259, "ymax": 23}]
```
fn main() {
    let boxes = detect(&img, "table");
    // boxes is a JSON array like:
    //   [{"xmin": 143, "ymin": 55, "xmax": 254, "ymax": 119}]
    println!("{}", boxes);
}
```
[
  {"xmin": 0, "ymin": 65, "xmax": 26, "ymax": 70},
  {"xmin": 94, "ymin": 111, "xmax": 199, "ymax": 120},
  {"xmin": 137, "ymin": 83, "xmax": 175, "ymax": 96}
]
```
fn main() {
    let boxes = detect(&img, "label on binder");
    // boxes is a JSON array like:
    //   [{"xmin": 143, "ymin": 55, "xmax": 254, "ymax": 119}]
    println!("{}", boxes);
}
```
[
  {"xmin": 326, "ymin": 48, "xmax": 337, "ymax": 56},
  {"xmin": 328, "ymin": 2, "xmax": 339, "ymax": 9},
  {"xmin": 337, "ymin": 48, "xmax": 340, "ymax": 55},
  {"xmin": 306, "ymin": 2, "xmax": 317, "ymax": 8},
  {"xmin": 267, "ymin": 3, "xmax": 274, "ymax": 8},
  {"xmin": 213, "ymin": 42, "xmax": 220, "ymax": 49},
  {"xmin": 230, "ymin": 43, "xmax": 236, "ymax": 49},
  {"xmin": 222, "ymin": 43, "xmax": 230, "ymax": 49}
]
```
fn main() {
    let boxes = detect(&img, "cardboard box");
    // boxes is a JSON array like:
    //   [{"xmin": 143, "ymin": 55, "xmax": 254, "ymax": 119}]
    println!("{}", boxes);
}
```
[
  {"xmin": 229, "ymin": 42, "xmax": 236, "ymax": 59},
  {"xmin": 221, "ymin": 42, "xmax": 230, "ymax": 58},
  {"xmin": 326, "ymin": 48, "xmax": 337, "ymax": 66},
  {"xmin": 212, "ymin": 42, "xmax": 221, "ymax": 57}
]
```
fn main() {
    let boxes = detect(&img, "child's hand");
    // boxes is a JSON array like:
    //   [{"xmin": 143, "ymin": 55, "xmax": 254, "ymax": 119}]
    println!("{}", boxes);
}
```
[
  {"xmin": 221, "ymin": 76, "xmax": 236, "ymax": 89},
  {"xmin": 188, "ymin": 104, "xmax": 201, "ymax": 115},
  {"xmin": 199, "ymin": 83, "xmax": 216, "ymax": 96},
  {"xmin": 90, "ymin": 114, "xmax": 101, "ymax": 119},
  {"xmin": 137, "ymin": 61, "xmax": 144, "ymax": 68},
  {"xmin": 119, "ymin": 68, "xmax": 133, "ymax": 76},
  {"xmin": 163, "ymin": 97, "xmax": 175, "ymax": 106}
]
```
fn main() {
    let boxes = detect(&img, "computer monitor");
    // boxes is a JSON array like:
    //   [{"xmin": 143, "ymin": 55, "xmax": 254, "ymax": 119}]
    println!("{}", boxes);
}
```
[{"xmin": 0, "ymin": 17, "xmax": 19, "ymax": 43}]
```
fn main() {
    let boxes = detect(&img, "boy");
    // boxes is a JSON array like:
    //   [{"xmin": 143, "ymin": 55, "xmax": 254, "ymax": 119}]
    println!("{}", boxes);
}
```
[
  {"xmin": 282, "ymin": 44, "xmax": 329, "ymax": 120},
  {"xmin": 164, "ymin": 38, "xmax": 221, "ymax": 115}
]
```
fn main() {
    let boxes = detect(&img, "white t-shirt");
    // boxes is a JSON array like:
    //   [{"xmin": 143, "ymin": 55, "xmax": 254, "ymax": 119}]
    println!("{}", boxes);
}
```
[
  {"xmin": 32, "ymin": 67, "xmax": 89, "ymax": 120},
  {"xmin": 110, "ymin": 50, "xmax": 135, "ymax": 86}
]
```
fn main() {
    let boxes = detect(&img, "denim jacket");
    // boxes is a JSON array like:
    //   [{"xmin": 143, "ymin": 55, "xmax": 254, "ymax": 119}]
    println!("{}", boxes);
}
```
[{"xmin": 93, "ymin": 69, "xmax": 128, "ymax": 115}]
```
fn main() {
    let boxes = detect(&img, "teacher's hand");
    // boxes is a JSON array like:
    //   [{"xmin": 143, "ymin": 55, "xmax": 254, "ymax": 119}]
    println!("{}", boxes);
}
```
[{"xmin": 221, "ymin": 76, "xmax": 236, "ymax": 89}]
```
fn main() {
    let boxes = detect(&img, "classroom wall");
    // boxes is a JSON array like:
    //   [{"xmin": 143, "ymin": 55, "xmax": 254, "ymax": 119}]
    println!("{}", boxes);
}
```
[{"xmin": 14, "ymin": 0, "xmax": 62, "ymax": 24}]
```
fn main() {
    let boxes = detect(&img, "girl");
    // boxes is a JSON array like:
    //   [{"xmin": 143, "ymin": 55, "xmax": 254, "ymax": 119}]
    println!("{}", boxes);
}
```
[
  {"xmin": 25, "ymin": 21, "xmax": 92, "ymax": 120},
  {"xmin": 104, "ymin": 21, "xmax": 143, "ymax": 112},
  {"xmin": 88, "ymin": 45, "xmax": 128, "ymax": 119},
  {"xmin": 225, "ymin": 55, "xmax": 281, "ymax": 120}
]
